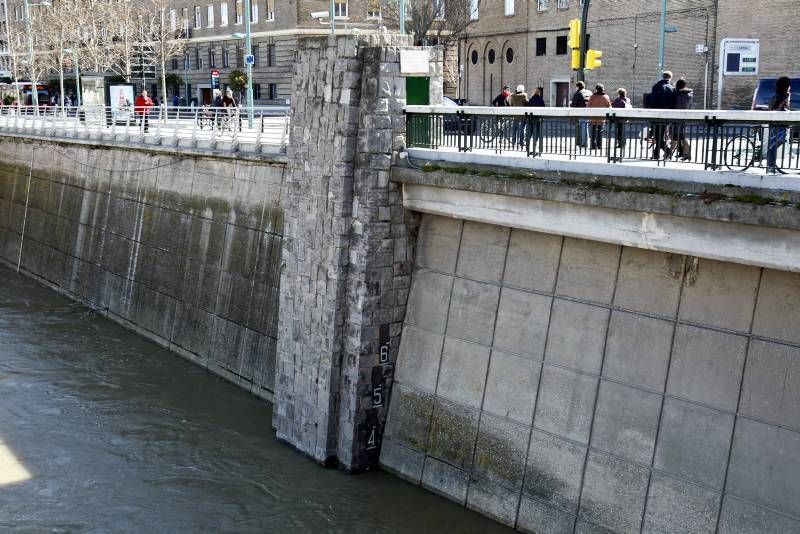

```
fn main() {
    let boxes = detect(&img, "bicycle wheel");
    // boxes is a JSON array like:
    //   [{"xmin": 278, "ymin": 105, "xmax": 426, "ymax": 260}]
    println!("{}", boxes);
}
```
[
  {"xmin": 722, "ymin": 135, "xmax": 757, "ymax": 171},
  {"xmin": 478, "ymin": 117, "xmax": 499, "ymax": 144}
]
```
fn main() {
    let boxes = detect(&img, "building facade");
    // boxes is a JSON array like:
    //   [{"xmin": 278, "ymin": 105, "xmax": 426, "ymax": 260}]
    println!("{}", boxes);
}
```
[
  {"xmin": 163, "ymin": 0, "xmax": 386, "ymax": 105},
  {"xmin": 457, "ymin": 0, "xmax": 798, "ymax": 109}
]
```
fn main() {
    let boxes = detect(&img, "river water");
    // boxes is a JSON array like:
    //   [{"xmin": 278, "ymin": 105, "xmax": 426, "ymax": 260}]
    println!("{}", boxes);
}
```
[{"xmin": 0, "ymin": 265, "xmax": 509, "ymax": 533}]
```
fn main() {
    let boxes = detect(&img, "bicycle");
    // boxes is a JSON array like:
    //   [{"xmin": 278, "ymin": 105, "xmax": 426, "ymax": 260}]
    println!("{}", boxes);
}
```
[
  {"xmin": 196, "ymin": 105, "xmax": 214, "ymax": 129},
  {"xmin": 722, "ymin": 124, "xmax": 792, "ymax": 173},
  {"xmin": 218, "ymin": 108, "xmax": 240, "ymax": 135},
  {"xmin": 478, "ymin": 115, "xmax": 513, "ymax": 145}
]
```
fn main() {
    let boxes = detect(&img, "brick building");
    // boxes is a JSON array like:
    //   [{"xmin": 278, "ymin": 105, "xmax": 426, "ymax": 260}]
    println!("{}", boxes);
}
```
[
  {"xmin": 457, "ymin": 0, "xmax": 798, "ymax": 109},
  {"xmin": 161, "ymin": 0, "xmax": 386, "ymax": 105}
]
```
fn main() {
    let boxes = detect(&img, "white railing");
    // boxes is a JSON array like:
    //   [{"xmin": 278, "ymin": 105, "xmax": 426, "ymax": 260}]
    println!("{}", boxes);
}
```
[{"xmin": 0, "ymin": 104, "xmax": 291, "ymax": 156}]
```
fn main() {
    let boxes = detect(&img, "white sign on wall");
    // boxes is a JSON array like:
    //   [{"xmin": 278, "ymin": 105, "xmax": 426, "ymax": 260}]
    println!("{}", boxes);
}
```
[
  {"xmin": 721, "ymin": 38, "xmax": 759, "ymax": 76},
  {"xmin": 399, "ymin": 50, "xmax": 429, "ymax": 75}
]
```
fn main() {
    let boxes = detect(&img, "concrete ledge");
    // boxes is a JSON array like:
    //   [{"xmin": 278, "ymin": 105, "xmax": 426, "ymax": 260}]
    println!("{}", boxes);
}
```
[
  {"xmin": 393, "ymin": 164, "xmax": 800, "ymax": 232},
  {"xmin": 401, "ymin": 182, "xmax": 800, "ymax": 272},
  {"xmin": 0, "ymin": 132, "xmax": 288, "ymax": 164},
  {"xmin": 406, "ymin": 148, "xmax": 800, "ymax": 191}
]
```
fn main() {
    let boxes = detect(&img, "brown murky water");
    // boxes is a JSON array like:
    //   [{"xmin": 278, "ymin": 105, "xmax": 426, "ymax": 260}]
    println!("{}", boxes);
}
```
[{"xmin": 0, "ymin": 265, "xmax": 510, "ymax": 533}]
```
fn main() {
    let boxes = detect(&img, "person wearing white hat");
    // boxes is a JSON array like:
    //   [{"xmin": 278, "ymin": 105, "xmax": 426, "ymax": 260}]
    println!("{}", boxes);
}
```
[{"xmin": 510, "ymin": 84, "xmax": 529, "ymax": 146}]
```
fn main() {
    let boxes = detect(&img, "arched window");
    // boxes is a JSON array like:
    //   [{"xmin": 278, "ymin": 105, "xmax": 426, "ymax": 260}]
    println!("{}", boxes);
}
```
[
  {"xmin": 471, "ymin": 50, "xmax": 478, "ymax": 65},
  {"xmin": 506, "ymin": 48, "xmax": 514, "ymax": 63},
  {"xmin": 488, "ymin": 49, "xmax": 496, "ymax": 64}
]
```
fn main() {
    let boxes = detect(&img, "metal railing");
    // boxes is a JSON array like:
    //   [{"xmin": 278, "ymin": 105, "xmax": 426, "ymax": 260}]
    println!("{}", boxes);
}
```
[
  {"xmin": 406, "ymin": 106, "xmax": 800, "ymax": 175},
  {"xmin": 0, "ymin": 104, "xmax": 291, "ymax": 155}
]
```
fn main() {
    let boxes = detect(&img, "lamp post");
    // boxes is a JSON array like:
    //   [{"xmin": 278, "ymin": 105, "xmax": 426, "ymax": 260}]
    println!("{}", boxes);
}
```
[
  {"xmin": 657, "ymin": 0, "xmax": 666, "ymax": 76},
  {"xmin": 330, "ymin": 0, "xmax": 335, "ymax": 35},
  {"xmin": 231, "ymin": 30, "xmax": 254, "ymax": 127},
  {"xmin": 64, "ymin": 48, "xmax": 81, "ymax": 107},
  {"xmin": 23, "ymin": 0, "xmax": 51, "ymax": 113}
]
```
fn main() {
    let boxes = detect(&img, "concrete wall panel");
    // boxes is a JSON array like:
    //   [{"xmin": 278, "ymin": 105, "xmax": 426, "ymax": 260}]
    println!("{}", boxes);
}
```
[{"xmin": 383, "ymin": 212, "xmax": 800, "ymax": 532}]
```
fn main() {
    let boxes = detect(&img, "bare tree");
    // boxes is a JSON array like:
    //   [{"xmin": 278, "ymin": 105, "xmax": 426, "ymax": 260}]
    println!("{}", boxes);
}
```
[
  {"xmin": 379, "ymin": 0, "xmax": 479, "ymax": 48},
  {"xmin": 138, "ymin": 0, "xmax": 187, "ymax": 116},
  {"xmin": 6, "ymin": 14, "xmax": 52, "ymax": 108},
  {"xmin": 40, "ymin": 0, "xmax": 76, "ymax": 110},
  {"xmin": 73, "ymin": 0, "xmax": 141, "ymax": 80}
]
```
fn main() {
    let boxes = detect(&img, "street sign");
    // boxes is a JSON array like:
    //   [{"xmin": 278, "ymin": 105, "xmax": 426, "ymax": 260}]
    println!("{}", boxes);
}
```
[
  {"xmin": 211, "ymin": 70, "xmax": 220, "ymax": 90},
  {"xmin": 721, "ymin": 38, "xmax": 759, "ymax": 76},
  {"xmin": 211, "ymin": 70, "xmax": 220, "ymax": 78},
  {"xmin": 245, "ymin": 54, "xmax": 255, "ymax": 66}
]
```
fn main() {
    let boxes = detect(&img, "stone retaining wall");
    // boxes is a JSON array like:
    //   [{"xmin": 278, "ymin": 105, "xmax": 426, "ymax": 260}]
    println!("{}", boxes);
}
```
[{"xmin": 0, "ymin": 137, "xmax": 285, "ymax": 399}]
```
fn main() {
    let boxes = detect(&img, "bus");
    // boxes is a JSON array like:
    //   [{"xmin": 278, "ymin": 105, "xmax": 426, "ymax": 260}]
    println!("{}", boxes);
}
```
[{"xmin": 13, "ymin": 82, "xmax": 50, "ymax": 107}]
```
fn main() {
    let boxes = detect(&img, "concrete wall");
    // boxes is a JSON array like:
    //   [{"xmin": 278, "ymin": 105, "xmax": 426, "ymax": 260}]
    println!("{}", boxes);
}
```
[
  {"xmin": 0, "ymin": 137, "xmax": 284, "ymax": 400},
  {"xmin": 381, "ymin": 212, "xmax": 800, "ymax": 533}
]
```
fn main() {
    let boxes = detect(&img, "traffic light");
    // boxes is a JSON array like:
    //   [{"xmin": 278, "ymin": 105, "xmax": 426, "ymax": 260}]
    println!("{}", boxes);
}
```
[
  {"xmin": 586, "ymin": 49, "xmax": 603, "ymax": 70},
  {"xmin": 568, "ymin": 19, "xmax": 581, "ymax": 50},
  {"xmin": 571, "ymin": 49, "xmax": 581, "ymax": 70}
]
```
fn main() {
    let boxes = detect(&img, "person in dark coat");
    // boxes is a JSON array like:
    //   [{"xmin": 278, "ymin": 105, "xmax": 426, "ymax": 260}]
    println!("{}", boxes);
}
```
[
  {"xmin": 492, "ymin": 85, "xmax": 511, "ymax": 107},
  {"xmin": 767, "ymin": 76, "xmax": 792, "ymax": 173},
  {"xmin": 671, "ymin": 78, "xmax": 694, "ymax": 160},
  {"xmin": 528, "ymin": 88, "xmax": 545, "ymax": 107},
  {"xmin": 611, "ymin": 88, "xmax": 631, "ymax": 151},
  {"xmin": 648, "ymin": 71, "xmax": 675, "ymax": 159},
  {"xmin": 570, "ymin": 81, "xmax": 592, "ymax": 148},
  {"xmin": 527, "ymin": 88, "xmax": 545, "ymax": 152}
]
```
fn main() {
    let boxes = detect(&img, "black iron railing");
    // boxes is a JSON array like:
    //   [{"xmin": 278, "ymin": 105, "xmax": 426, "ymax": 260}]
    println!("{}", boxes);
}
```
[{"xmin": 406, "ymin": 106, "xmax": 800, "ymax": 175}]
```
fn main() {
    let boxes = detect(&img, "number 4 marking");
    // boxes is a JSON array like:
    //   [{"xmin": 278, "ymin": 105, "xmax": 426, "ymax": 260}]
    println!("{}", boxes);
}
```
[{"xmin": 367, "ymin": 427, "xmax": 377, "ymax": 450}]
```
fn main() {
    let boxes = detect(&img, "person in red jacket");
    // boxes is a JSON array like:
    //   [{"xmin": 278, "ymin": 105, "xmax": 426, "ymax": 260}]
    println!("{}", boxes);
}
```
[{"xmin": 134, "ymin": 89, "xmax": 154, "ymax": 133}]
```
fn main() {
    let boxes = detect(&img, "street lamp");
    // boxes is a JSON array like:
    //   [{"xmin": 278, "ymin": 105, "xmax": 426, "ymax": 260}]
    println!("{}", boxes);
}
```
[
  {"xmin": 230, "ymin": 0, "xmax": 254, "ymax": 127},
  {"xmin": 657, "ymin": 0, "xmax": 666, "ymax": 76},
  {"xmin": 23, "ymin": 0, "xmax": 51, "ymax": 112},
  {"xmin": 63, "ymin": 48, "xmax": 80, "ymax": 107}
]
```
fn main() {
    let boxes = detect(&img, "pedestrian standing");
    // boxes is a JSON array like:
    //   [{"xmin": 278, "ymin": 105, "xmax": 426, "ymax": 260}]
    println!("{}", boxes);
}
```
[
  {"xmin": 611, "ymin": 88, "xmax": 632, "ymax": 151},
  {"xmin": 528, "ymin": 87, "xmax": 545, "ymax": 107},
  {"xmin": 510, "ymin": 84, "xmax": 529, "ymax": 146},
  {"xmin": 527, "ymin": 88, "xmax": 546, "ymax": 151},
  {"xmin": 570, "ymin": 81, "xmax": 592, "ymax": 148},
  {"xmin": 672, "ymin": 78, "xmax": 693, "ymax": 160},
  {"xmin": 492, "ymin": 85, "xmax": 511, "ymax": 107},
  {"xmin": 767, "ymin": 76, "xmax": 792, "ymax": 173},
  {"xmin": 588, "ymin": 83, "xmax": 611, "ymax": 151},
  {"xmin": 134, "ymin": 89, "xmax": 154, "ymax": 133},
  {"xmin": 648, "ymin": 71, "xmax": 676, "ymax": 159}
]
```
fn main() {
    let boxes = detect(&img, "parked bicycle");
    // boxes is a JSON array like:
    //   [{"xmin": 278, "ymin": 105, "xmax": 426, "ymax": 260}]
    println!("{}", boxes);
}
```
[{"xmin": 721, "ymin": 124, "xmax": 794, "ymax": 173}]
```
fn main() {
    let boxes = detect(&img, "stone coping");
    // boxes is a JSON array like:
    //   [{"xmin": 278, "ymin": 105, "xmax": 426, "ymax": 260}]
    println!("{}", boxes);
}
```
[{"xmin": 392, "ymin": 160, "xmax": 800, "ymax": 232}]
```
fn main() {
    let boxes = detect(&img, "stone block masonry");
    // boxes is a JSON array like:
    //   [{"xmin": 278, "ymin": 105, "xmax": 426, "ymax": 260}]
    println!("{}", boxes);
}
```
[
  {"xmin": 273, "ymin": 35, "xmax": 440, "ymax": 470},
  {"xmin": 382, "ymin": 212, "xmax": 800, "ymax": 533},
  {"xmin": 0, "ymin": 138, "xmax": 284, "ymax": 400}
]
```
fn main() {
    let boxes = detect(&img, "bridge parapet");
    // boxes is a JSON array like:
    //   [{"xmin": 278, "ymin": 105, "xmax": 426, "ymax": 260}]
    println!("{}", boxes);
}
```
[{"xmin": 404, "ymin": 105, "xmax": 800, "ymax": 181}]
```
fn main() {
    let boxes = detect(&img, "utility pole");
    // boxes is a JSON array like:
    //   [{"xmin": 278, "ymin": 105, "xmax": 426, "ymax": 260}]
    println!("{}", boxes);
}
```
[
  {"xmin": 576, "ymin": 0, "xmax": 590, "ymax": 83},
  {"xmin": 244, "ymin": 0, "xmax": 254, "ymax": 127},
  {"xmin": 657, "ymin": 0, "xmax": 666, "ymax": 75}
]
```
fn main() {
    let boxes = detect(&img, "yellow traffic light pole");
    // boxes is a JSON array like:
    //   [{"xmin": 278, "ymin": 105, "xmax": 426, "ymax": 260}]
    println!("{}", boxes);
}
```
[
  {"xmin": 576, "ymin": 0, "xmax": 591, "ymax": 82},
  {"xmin": 569, "ymin": 2, "xmax": 602, "ymax": 80}
]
